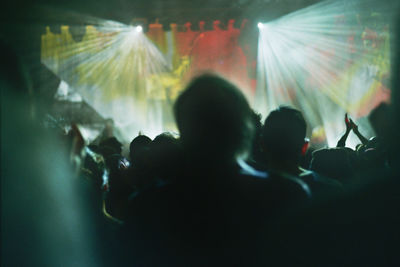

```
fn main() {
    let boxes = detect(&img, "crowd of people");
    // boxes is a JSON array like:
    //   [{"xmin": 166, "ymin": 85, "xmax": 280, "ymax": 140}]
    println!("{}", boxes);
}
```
[{"xmin": 2, "ymin": 20, "xmax": 400, "ymax": 266}]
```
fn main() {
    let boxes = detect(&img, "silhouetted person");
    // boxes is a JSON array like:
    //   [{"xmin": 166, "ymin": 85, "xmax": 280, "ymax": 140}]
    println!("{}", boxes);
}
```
[
  {"xmin": 99, "ymin": 136, "xmax": 123, "ymax": 157},
  {"xmin": 129, "ymin": 134, "xmax": 152, "ymax": 167},
  {"xmin": 125, "ymin": 132, "xmax": 181, "ymax": 199},
  {"xmin": 310, "ymin": 147, "xmax": 359, "ymax": 185},
  {"xmin": 270, "ymin": 15, "xmax": 400, "ymax": 266},
  {"xmin": 1, "ymin": 40, "xmax": 110, "ymax": 267},
  {"xmin": 261, "ymin": 106, "xmax": 342, "ymax": 197},
  {"xmin": 261, "ymin": 106, "xmax": 308, "ymax": 176},
  {"xmin": 121, "ymin": 74, "xmax": 310, "ymax": 266},
  {"xmin": 174, "ymin": 74, "xmax": 254, "ymax": 165},
  {"xmin": 148, "ymin": 132, "xmax": 182, "ymax": 184},
  {"xmin": 124, "ymin": 134, "xmax": 153, "ymax": 193},
  {"xmin": 247, "ymin": 109, "xmax": 265, "ymax": 168},
  {"xmin": 369, "ymin": 102, "xmax": 391, "ymax": 141},
  {"xmin": 336, "ymin": 113, "xmax": 367, "ymax": 147}
]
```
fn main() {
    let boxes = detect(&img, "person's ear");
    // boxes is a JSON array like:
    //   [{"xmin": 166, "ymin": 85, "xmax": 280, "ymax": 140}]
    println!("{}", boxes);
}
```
[{"xmin": 301, "ymin": 138, "xmax": 310, "ymax": 156}]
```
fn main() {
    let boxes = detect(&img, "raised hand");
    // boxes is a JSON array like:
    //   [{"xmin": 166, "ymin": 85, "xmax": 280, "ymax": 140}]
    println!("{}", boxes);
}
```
[
  {"xmin": 345, "ymin": 113, "xmax": 352, "ymax": 132},
  {"xmin": 350, "ymin": 118, "xmax": 358, "ymax": 132},
  {"xmin": 337, "ymin": 113, "xmax": 352, "ymax": 147},
  {"xmin": 350, "ymin": 118, "xmax": 368, "ymax": 145}
]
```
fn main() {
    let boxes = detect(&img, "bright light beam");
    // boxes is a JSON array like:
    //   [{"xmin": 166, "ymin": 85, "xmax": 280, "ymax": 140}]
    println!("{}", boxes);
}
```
[
  {"xmin": 135, "ymin": 25, "xmax": 143, "ymax": 33},
  {"xmin": 42, "ymin": 19, "xmax": 171, "ymax": 142},
  {"xmin": 255, "ymin": 0, "xmax": 397, "ymax": 148}
]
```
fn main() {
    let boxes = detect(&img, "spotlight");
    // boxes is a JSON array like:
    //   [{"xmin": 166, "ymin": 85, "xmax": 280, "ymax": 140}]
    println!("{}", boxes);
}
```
[
  {"xmin": 136, "ymin": 25, "xmax": 143, "ymax": 33},
  {"xmin": 255, "ymin": 0, "xmax": 395, "ymax": 148}
]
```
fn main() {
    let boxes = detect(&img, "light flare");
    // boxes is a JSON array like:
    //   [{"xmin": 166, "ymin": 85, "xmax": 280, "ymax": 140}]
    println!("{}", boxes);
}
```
[
  {"xmin": 255, "ymin": 0, "xmax": 396, "ymax": 148},
  {"xmin": 42, "ymin": 20, "xmax": 174, "ymax": 142}
]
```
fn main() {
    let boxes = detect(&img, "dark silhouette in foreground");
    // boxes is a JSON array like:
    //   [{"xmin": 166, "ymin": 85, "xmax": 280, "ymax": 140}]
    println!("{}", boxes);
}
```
[{"xmin": 120, "ymin": 74, "xmax": 310, "ymax": 266}]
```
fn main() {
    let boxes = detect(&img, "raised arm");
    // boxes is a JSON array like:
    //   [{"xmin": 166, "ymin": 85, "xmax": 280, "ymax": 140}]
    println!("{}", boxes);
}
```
[
  {"xmin": 337, "ymin": 113, "xmax": 352, "ymax": 147},
  {"xmin": 351, "ymin": 119, "xmax": 369, "ymax": 145}
]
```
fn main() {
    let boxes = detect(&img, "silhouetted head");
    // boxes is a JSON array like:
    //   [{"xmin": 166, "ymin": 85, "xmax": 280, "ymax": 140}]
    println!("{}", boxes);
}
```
[
  {"xmin": 174, "ymin": 74, "xmax": 254, "ymax": 162},
  {"xmin": 99, "ymin": 137, "xmax": 123, "ymax": 156},
  {"xmin": 261, "ymin": 106, "xmax": 307, "ymax": 162},
  {"xmin": 310, "ymin": 147, "xmax": 358, "ymax": 184},
  {"xmin": 250, "ymin": 109, "xmax": 264, "ymax": 162},
  {"xmin": 369, "ymin": 102, "xmax": 391, "ymax": 141},
  {"xmin": 149, "ymin": 132, "xmax": 182, "ymax": 182},
  {"xmin": 129, "ymin": 135, "xmax": 152, "ymax": 165}
]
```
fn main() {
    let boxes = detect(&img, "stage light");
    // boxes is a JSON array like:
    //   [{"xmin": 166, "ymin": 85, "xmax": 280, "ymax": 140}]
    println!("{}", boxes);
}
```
[
  {"xmin": 41, "ymin": 20, "xmax": 171, "ymax": 143},
  {"xmin": 255, "ymin": 0, "xmax": 396, "ymax": 148},
  {"xmin": 257, "ymin": 22, "xmax": 264, "ymax": 29},
  {"xmin": 127, "ymin": 25, "xmax": 142, "ymax": 35}
]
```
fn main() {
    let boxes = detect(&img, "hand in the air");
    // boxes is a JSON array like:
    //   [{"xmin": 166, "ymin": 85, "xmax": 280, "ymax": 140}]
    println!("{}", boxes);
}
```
[{"xmin": 345, "ymin": 113, "xmax": 352, "ymax": 132}]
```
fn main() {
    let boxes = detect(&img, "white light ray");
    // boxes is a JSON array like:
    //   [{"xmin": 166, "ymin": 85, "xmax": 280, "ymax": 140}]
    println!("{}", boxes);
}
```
[
  {"xmin": 256, "ymin": 0, "xmax": 396, "ymax": 148},
  {"xmin": 42, "ymin": 20, "xmax": 172, "ymax": 142}
]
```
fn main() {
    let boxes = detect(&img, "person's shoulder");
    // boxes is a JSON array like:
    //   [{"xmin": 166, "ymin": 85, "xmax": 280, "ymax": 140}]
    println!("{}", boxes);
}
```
[
  {"xmin": 237, "ymin": 160, "xmax": 311, "ymax": 199},
  {"xmin": 270, "ymin": 170, "xmax": 312, "ymax": 199},
  {"xmin": 300, "ymin": 167, "xmax": 342, "ymax": 187},
  {"xmin": 238, "ymin": 159, "xmax": 269, "ymax": 179}
]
